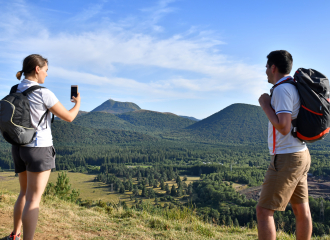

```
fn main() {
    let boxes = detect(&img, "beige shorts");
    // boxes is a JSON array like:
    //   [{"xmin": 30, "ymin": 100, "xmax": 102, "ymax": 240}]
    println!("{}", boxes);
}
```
[{"xmin": 257, "ymin": 149, "xmax": 311, "ymax": 211}]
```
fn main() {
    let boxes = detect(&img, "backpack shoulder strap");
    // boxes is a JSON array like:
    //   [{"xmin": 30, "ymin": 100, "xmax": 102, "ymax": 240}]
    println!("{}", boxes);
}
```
[
  {"xmin": 270, "ymin": 77, "xmax": 295, "ymax": 97},
  {"xmin": 9, "ymin": 84, "xmax": 19, "ymax": 94},
  {"xmin": 22, "ymin": 86, "xmax": 45, "ymax": 96}
]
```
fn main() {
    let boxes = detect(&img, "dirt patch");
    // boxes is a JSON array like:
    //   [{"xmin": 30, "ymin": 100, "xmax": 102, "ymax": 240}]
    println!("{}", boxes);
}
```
[
  {"xmin": 239, "ymin": 186, "xmax": 262, "ymax": 201},
  {"xmin": 239, "ymin": 179, "xmax": 330, "ymax": 201}
]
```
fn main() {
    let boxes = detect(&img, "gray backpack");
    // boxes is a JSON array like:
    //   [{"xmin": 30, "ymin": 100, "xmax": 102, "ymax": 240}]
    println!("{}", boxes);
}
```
[{"xmin": 0, "ymin": 84, "xmax": 52, "ymax": 145}]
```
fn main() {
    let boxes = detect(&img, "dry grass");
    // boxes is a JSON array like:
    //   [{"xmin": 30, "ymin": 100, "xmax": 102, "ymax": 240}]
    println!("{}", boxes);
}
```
[{"xmin": 0, "ymin": 191, "xmax": 301, "ymax": 240}]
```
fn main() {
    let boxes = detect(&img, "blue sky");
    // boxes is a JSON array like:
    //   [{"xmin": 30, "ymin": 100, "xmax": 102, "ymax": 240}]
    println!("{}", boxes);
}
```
[{"xmin": 1, "ymin": 0, "xmax": 330, "ymax": 119}]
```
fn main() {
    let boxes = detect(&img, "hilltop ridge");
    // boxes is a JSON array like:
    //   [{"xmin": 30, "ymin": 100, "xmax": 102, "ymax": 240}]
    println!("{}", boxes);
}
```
[
  {"xmin": 0, "ymin": 192, "xmax": 294, "ymax": 240},
  {"xmin": 91, "ymin": 99, "xmax": 141, "ymax": 114}
]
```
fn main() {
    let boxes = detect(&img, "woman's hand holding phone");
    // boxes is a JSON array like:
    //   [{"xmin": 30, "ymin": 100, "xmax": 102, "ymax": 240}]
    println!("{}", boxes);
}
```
[{"xmin": 71, "ymin": 92, "xmax": 81, "ymax": 104}]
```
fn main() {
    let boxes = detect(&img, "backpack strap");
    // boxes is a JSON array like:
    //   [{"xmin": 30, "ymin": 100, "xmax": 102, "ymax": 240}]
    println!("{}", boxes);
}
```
[
  {"xmin": 270, "ymin": 77, "xmax": 295, "ymax": 97},
  {"xmin": 20, "ymin": 85, "xmax": 55, "ymax": 127},
  {"xmin": 10, "ymin": 84, "xmax": 19, "ymax": 94},
  {"xmin": 22, "ymin": 85, "xmax": 45, "ymax": 96},
  {"xmin": 269, "ymin": 76, "xmax": 296, "ymax": 154}
]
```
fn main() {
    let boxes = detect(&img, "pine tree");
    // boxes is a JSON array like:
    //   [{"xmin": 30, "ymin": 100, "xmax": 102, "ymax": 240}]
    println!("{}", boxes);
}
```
[
  {"xmin": 165, "ymin": 183, "xmax": 170, "ymax": 195},
  {"xmin": 171, "ymin": 185, "xmax": 176, "ymax": 196},
  {"xmin": 119, "ymin": 185, "xmax": 125, "ymax": 194},
  {"xmin": 141, "ymin": 185, "xmax": 147, "ymax": 197},
  {"xmin": 160, "ymin": 179, "xmax": 165, "ymax": 190},
  {"xmin": 234, "ymin": 218, "xmax": 239, "ymax": 227},
  {"xmin": 226, "ymin": 216, "xmax": 233, "ymax": 227}
]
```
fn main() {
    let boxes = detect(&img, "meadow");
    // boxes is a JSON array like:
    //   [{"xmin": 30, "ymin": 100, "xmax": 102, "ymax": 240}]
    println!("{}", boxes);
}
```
[{"xmin": 0, "ymin": 171, "xmax": 200, "ymax": 205}]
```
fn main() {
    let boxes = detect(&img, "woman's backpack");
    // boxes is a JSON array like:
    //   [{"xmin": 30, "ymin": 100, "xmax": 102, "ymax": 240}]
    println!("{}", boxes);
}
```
[{"xmin": 0, "ymin": 84, "xmax": 51, "ymax": 145}]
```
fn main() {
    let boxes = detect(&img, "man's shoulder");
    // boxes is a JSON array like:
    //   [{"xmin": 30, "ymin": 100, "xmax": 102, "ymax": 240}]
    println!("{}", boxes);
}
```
[{"xmin": 273, "ymin": 82, "xmax": 298, "ymax": 96}]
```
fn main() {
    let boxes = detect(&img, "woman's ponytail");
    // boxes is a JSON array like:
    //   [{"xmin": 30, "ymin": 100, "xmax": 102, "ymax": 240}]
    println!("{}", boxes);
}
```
[
  {"xmin": 16, "ymin": 71, "xmax": 23, "ymax": 80},
  {"xmin": 17, "ymin": 54, "xmax": 48, "ymax": 81}
]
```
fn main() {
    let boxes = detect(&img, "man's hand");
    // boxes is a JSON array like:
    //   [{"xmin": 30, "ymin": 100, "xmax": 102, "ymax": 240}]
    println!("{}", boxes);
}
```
[
  {"xmin": 259, "ymin": 93, "xmax": 271, "ymax": 109},
  {"xmin": 258, "ymin": 93, "xmax": 291, "ymax": 135}
]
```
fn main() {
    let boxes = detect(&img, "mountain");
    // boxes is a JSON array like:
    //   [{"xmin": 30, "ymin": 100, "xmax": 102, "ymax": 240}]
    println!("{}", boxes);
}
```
[
  {"xmin": 77, "ymin": 110, "xmax": 89, "ymax": 117},
  {"xmin": 160, "ymin": 103, "xmax": 269, "ymax": 144},
  {"xmin": 91, "ymin": 99, "xmax": 141, "ymax": 114},
  {"xmin": 180, "ymin": 115, "xmax": 200, "ymax": 121},
  {"xmin": 116, "ymin": 110, "xmax": 196, "ymax": 132},
  {"xmin": 186, "ymin": 103, "xmax": 268, "ymax": 143}
]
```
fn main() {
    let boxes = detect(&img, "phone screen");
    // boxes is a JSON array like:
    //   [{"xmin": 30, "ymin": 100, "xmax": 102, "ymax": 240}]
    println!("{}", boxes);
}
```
[{"xmin": 71, "ymin": 85, "xmax": 78, "ymax": 101}]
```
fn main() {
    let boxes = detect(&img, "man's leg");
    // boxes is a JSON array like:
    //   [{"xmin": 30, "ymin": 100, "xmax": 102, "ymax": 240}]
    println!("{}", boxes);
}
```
[
  {"xmin": 22, "ymin": 170, "xmax": 51, "ymax": 240},
  {"xmin": 291, "ymin": 202, "xmax": 312, "ymax": 240},
  {"xmin": 12, "ymin": 171, "xmax": 27, "ymax": 235},
  {"xmin": 256, "ymin": 205, "xmax": 276, "ymax": 240}
]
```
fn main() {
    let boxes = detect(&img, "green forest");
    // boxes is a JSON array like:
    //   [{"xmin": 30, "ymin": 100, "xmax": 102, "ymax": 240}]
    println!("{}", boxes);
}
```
[{"xmin": 2, "ymin": 102, "xmax": 330, "ymax": 236}]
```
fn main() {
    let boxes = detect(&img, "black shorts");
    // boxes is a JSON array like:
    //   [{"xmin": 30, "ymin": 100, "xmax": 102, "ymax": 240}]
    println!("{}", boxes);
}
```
[{"xmin": 12, "ymin": 145, "xmax": 56, "ymax": 173}]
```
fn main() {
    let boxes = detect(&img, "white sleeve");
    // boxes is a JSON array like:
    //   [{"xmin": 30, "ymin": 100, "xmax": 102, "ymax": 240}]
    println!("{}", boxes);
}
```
[
  {"xmin": 272, "ymin": 85, "xmax": 293, "ymax": 115},
  {"xmin": 41, "ymin": 88, "xmax": 59, "ymax": 109}
]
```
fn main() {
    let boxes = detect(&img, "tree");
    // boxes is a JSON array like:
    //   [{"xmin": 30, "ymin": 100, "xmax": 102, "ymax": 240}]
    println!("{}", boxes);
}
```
[
  {"xmin": 141, "ymin": 185, "xmax": 147, "ymax": 197},
  {"xmin": 234, "ymin": 218, "xmax": 239, "ymax": 227},
  {"xmin": 165, "ymin": 183, "xmax": 170, "ymax": 195},
  {"xmin": 44, "ymin": 172, "xmax": 80, "ymax": 202},
  {"xmin": 128, "ymin": 183, "xmax": 133, "ymax": 192},
  {"xmin": 177, "ymin": 187, "xmax": 182, "ymax": 197},
  {"xmin": 119, "ymin": 185, "xmax": 125, "ymax": 194},
  {"xmin": 160, "ymin": 179, "xmax": 165, "ymax": 190},
  {"xmin": 153, "ymin": 179, "xmax": 158, "ymax": 188},
  {"xmin": 226, "ymin": 216, "xmax": 233, "ymax": 227},
  {"xmin": 171, "ymin": 185, "xmax": 176, "ymax": 196},
  {"xmin": 133, "ymin": 185, "xmax": 139, "ymax": 196},
  {"xmin": 183, "ymin": 175, "xmax": 188, "ymax": 181},
  {"xmin": 176, "ymin": 175, "xmax": 182, "ymax": 184}
]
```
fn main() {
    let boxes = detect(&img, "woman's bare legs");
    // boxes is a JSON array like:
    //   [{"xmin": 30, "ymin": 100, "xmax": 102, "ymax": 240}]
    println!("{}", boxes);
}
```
[
  {"xmin": 22, "ymin": 170, "xmax": 51, "ymax": 240},
  {"xmin": 12, "ymin": 171, "xmax": 28, "ymax": 235}
]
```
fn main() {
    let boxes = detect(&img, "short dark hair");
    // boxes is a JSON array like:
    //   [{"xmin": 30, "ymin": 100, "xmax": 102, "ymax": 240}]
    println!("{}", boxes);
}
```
[
  {"xmin": 267, "ymin": 50, "xmax": 293, "ymax": 74},
  {"xmin": 16, "ymin": 54, "xmax": 48, "ymax": 80}
]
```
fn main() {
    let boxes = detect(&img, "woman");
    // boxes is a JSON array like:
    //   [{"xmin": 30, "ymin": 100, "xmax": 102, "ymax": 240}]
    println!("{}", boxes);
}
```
[{"xmin": 7, "ymin": 54, "xmax": 81, "ymax": 240}]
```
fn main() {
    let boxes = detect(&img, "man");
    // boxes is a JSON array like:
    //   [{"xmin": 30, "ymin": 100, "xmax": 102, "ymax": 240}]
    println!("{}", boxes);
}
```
[{"xmin": 257, "ymin": 50, "xmax": 312, "ymax": 240}]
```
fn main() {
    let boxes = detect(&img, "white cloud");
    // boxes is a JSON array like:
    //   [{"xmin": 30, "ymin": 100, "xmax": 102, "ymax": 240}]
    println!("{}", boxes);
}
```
[{"xmin": 0, "ymin": 0, "xmax": 269, "ymax": 108}]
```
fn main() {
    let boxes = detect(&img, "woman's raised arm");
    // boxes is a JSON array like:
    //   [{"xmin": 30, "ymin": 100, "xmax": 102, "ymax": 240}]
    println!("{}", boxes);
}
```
[{"xmin": 49, "ymin": 93, "xmax": 81, "ymax": 122}]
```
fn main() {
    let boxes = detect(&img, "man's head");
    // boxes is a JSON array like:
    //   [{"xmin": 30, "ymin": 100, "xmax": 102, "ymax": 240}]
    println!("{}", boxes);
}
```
[{"xmin": 266, "ymin": 50, "xmax": 293, "ymax": 84}]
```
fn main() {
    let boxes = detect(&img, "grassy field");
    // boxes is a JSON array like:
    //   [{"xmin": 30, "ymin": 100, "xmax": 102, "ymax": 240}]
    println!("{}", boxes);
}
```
[
  {"xmin": 0, "ymin": 191, "xmax": 301, "ymax": 240},
  {"xmin": 0, "ymin": 171, "xmax": 200, "ymax": 205}
]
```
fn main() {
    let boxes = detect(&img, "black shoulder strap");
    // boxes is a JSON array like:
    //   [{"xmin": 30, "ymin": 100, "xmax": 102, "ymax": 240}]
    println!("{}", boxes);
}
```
[
  {"xmin": 270, "ymin": 78, "xmax": 296, "ymax": 97},
  {"xmin": 22, "ymin": 86, "xmax": 45, "ymax": 96},
  {"xmin": 20, "ymin": 85, "xmax": 54, "ymax": 127},
  {"xmin": 10, "ymin": 84, "xmax": 19, "ymax": 94}
]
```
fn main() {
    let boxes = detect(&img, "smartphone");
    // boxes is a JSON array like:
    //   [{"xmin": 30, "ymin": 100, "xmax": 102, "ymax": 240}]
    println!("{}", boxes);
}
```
[{"xmin": 71, "ymin": 85, "xmax": 78, "ymax": 102}]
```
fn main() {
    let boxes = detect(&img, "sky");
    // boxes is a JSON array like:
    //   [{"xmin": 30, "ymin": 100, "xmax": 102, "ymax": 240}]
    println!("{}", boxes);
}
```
[{"xmin": 1, "ymin": 0, "xmax": 330, "ymax": 119}]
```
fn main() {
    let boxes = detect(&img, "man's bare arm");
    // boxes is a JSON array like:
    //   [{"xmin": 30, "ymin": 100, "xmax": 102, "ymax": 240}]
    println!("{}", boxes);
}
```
[{"xmin": 259, "ymin": 93, "xmax": 291, "ymax": 135}]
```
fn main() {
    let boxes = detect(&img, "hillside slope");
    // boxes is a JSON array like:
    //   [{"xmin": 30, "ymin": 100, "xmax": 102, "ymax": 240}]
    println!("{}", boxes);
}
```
[
  {"xmin": 0, "ymin": 192, "xmax": 295, "ymax": 240},
  {"xmin": 116, "ymin": 110, "xmax": 196, "ymax": 132},
  {"xmin": 72, "ymin": 111, "xmax": 145, "ymax": 132},
  {"xmin": 52, "ymin": 120, "xmax": 157, "ymax": 146}
]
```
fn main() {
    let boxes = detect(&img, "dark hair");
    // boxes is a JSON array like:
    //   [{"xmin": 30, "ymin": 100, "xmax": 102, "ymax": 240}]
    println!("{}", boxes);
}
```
[
  {"xmin": 267, "ymin": 50, "xmax": 293, "ymax": 74},
  {"xmin": 16, "ymin": 54, "xmax": 48, "ymax": 80}
]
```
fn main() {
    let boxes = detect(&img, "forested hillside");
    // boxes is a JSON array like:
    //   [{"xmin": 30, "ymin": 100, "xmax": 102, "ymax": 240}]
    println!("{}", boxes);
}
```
[
  {"xmin": 72, "ymin": 111, "xmax": 144, "ymax": 132},
  {"xmin": 53, "ymin": 120, "xmax": 157, "ymax": 146},
  {"xmin": 116, "ymin": 110, "xmax": 196, "ymax": 132}
]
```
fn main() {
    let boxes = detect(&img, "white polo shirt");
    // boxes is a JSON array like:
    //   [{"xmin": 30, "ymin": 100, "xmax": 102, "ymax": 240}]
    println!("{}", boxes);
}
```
[
  {"xmin": 268, "ymin": 76, "xmax": 307, "ymax": 155},
  {"xmin": 17, "ymin": 79, "xmax": 59, "ymax": 147}
]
